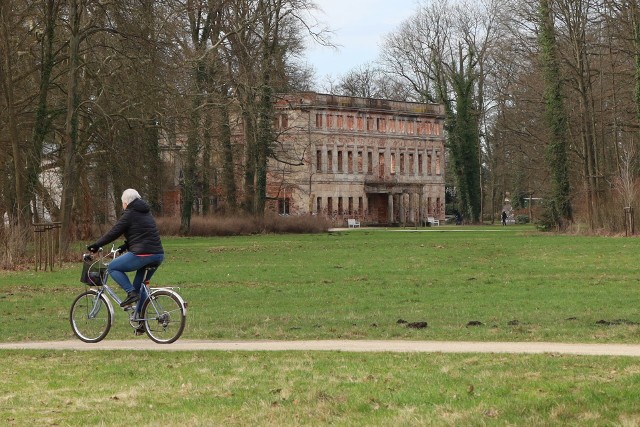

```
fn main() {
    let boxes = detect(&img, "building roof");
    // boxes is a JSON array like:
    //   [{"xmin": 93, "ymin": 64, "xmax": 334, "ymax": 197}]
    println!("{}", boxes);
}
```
[{"xmin": 275, "ymin": 92, "xmax": 445, "ymax": 117}]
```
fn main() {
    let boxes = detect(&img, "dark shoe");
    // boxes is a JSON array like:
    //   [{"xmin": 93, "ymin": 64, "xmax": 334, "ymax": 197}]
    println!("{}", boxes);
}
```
[{"xmin": 120, "ymin": 291, "xmax": 139, "ymax": 307}]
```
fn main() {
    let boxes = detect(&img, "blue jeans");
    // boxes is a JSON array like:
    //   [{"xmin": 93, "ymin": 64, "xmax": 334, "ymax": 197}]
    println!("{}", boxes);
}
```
[{"xmin": 108, "ymin": 252, "xmax": 164, "ymax": 313}]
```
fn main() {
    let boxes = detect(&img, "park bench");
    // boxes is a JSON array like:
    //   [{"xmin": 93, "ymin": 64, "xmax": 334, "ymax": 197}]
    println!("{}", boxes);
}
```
[
  {"xmin": 347, "ymin": 218, "xmax": 360, "ymax": 228},
  {"xmin": 427, "ymin": 216, "xmax": 440, "ymax": 226}
]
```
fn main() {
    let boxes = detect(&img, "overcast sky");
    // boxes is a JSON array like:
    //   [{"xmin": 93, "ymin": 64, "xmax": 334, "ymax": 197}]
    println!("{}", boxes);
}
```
[{"xmin": 302, "ymin": 0, "xmax": 419, "ymax": 87}]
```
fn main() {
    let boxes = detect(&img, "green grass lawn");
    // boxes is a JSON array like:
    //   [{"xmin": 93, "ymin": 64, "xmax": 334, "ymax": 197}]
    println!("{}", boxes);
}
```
[
  {"xmin": 3, "ymin": 226, "xmax": 640, "ymax": 425},
  {"xmin": 3, "ymin": 225, "xmax": 639, "ymax": 343},
  {"xmin": 2, "ymin": 350, "xmax": 640, "ymax": 426}
]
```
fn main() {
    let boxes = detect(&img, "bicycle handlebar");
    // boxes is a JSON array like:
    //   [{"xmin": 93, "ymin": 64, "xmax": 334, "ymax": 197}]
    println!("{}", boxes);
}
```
[{"xmin": 83, "ymin": 244, "xmax": 120, "ymax": 261}]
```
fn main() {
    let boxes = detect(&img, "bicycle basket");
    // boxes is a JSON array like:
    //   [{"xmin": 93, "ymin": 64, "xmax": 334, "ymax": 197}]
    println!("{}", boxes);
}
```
[{"xmin": 80, "ymin": 257, "xmax": 107, "ymax": 286}]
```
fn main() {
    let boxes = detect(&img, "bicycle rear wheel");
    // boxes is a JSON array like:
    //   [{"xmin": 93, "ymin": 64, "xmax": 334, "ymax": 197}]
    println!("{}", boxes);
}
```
[
  {"xmin": 141, "ymin": 289, "xmax": 186, "ymax": 344},
  {"xmin": 70, "ymin": 289, "xmax": 112, "ymax": 343}
]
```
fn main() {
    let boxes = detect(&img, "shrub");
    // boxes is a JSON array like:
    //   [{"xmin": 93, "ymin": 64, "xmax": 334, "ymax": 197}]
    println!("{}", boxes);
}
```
[
  {"xmin": 156, "ymin": 213, "xmax": 331, "ymax": 237},
  {"xmin": 0, "ymin": 224, "xmax": 30, "ymax": 269}
]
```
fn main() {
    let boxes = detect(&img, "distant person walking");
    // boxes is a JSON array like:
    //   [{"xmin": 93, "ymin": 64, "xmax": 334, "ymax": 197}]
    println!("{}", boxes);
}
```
[{"xmin": 501, "ymin": 210, "xmax": 507, "ymax": 226}]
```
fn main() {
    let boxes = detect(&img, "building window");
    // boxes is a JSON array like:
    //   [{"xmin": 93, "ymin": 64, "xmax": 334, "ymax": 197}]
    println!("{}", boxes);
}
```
[
  {"xmin": 328, "ymin": 197, "xmax": 333, "ymax": 215},
  {"xmin": 367, "ymin": 117, "xmax": 374, "ymax": 130},
  {"xmin": 378, "ymin": 152, "xmax": 385, "ymax": 178},
  {"xmin": 317, "ymin": 197, "xmax": 322, "ymax": 213},
  {"xmin": 409, "ymin": 153, "xmax": 414, "ymax": 174},
  {"xmin": 368, "ymin": 152, "xmax": 373, "ymax": 174},
  {"xmin": 418, "ymin": 153, "xmax": 423, "ymax": 174},
  {"xmin": 390, "ymin": 152, "xmax": 396, "ymax": 175},
  {"xmin": 327, "ymin": 114, "xmax": 333, "ymax": 128},
  {"xmin": 436, "ymin": 152, "xmax": 441, "ymax": 175},
  {"xmin": 338, "ymin": 197, "xmax": 343, "ymax": 215},
  {"xmin": 357, "ymin": 116, "xmax": 364, "ymax": 130},
  {"xmin": 348, "ymin": 197, "xmax": 354, "ymax": 215},
  {"xmin": 327, "ymin": 150, "xmax": 333, "ymax": 171},
  {"xmin": 348, "ymin": 151, "xmax": 354, "ymax": 173},
  {"xmin": 358, "ymin": 197, "xmax": 363, "ymax": 214},
  {"xmin": 400, "ymin": 153, "xmax": 405, "ymax": 174},
  {"xmin": 337, "ymin": 150, "xmax": 343, "ymax": 172},
  {"xmin": 347, "ymin": 115, "xmax": 354, "ymax": 130},
  {"xmin": 280, "ymin": 114, "xmax": 288, "ymax": 128},
  {"xmin": 316, "ymin": 150, "xmax": 322, "ymax": 172},
  {"xmin": 427, "ymin": 153, "xmax": 432, "ymax": 175},
  {"xmin": 315, "ymin": 113, "xmax": 323, "ymax": 128},
  {"xmin": 278, "ymin": 197, "xmax": 290, "ymax": 215},
  {"xmin": 357, "ymin": 151, "xmax": 363, "ymax": 173},
  {"xmin": 427, "ymin": 197, "xmax": 432, "ymax": 215},
  {"xmin": 337, "ymin": 115, "xmax": 344, "ymax": 129}
]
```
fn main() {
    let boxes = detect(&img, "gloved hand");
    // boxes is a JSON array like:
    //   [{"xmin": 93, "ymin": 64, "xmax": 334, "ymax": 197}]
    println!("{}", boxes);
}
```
[
  {"xmin": 117, "ymin": 241, "xmax": 129, "ymax": 254},
  {"xmin": 87, "ymin": 244, "xmax": 100, "ymax": 253}
]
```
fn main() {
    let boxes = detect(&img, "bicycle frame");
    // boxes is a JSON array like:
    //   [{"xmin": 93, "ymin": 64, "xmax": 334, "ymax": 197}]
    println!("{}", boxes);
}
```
[{"xmin": 81, "ymin": 245, "xmax": 186, "ymax": 327}]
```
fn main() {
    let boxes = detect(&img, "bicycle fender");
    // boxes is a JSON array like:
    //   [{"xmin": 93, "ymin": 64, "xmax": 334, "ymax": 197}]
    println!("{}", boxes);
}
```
[
  {"xmin": 100, "ymin": 293, "xmax": 116, "ymax": 327},
  {"xmin": 150, "ymin": 288, "xmax": 187, "ymax": 315}
]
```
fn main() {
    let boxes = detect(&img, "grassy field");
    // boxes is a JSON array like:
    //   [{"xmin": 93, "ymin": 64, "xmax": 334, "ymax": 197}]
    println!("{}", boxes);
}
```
[{"xmin": 3, "ymin": 225, "xmax": 640, "ymax": 425}]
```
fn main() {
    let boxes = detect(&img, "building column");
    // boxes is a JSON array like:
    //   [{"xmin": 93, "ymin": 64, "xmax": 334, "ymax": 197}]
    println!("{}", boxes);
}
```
[
  {"xmin": 322, "ymin": 146, "xmax": 328, "ymax": 173},
  {"xmin": 399, "ymin": 193, "xmax": 405, "ymax": 225},
  {"xmin": 418, "ymin": 193, "xmax": 424, "ymax": 226},
  {"xmin": 409, "ymin": 193, "xmax": 415, "ymax": 224},
  {"xmin": 388, "ymin": 193, "xmax": 394, "ymax": 224}
]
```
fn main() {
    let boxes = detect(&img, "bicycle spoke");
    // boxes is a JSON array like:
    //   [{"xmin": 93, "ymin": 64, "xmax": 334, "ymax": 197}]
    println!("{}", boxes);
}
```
[
  {"xmin": 141, "ymin": 290, "xmax": 186, "ymax": 344},
  {"xmin": 70, "ymin": 291, "xmax": 111, "ymax": 343}
]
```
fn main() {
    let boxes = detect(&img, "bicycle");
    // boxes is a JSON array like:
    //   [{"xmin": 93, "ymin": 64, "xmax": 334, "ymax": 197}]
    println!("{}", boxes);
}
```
[{"xmin": 70, "ymin": 245, "xmax": 187, "ymax": 344}]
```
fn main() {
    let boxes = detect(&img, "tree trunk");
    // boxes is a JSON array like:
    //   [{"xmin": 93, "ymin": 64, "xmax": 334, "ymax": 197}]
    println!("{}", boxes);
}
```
[
  {"xmin": 220, "ymin": 94, "xmax": 237, "ymax": 211},
  {"xmin": 28, "ymin": 0, "xmax": 58, "ymax": 223},
  {"xmin": 242, "ymin": 101, "xmax": 257, "ymax": 213},
  {"xmin": 0, "ymin": 1, "xmax": 29, "ymax": 226},
  {"xmin": 59, "ymin": 0, "xmax": 83, "ymax": 253},
  {"xmin": 538, "ymin": 0, "xmax": 573, "ymax": 228},
  {"xmin": 201, "ymin": 97, "xmax": 212, "ymax": 216},
  {"xmin": 180, "ymin": 96, "xmax": 200, "ymax": 234},
  {"xmin": 255, "ymin": 81, "xmax": 273, "ymax": 215}
]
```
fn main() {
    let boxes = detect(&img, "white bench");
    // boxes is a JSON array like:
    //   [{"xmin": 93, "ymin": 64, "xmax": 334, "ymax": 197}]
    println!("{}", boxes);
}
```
[
  {"xmin": 427, "ymin": 216, "xmax": 440, "ymax": 226},
  {"xmin": 347, "ymin": 218, "xmax": 360, "ymax": 228}
]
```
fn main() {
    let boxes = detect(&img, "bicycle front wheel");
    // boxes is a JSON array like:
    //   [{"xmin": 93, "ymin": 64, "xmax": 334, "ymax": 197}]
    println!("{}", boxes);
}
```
[
  {"xmin": 141, "ymin": 290, "xmax": 186, "ymax": 344},
  {"xmin": 70, "ymin": 289, "xmax": 112, "ymax": 343}
]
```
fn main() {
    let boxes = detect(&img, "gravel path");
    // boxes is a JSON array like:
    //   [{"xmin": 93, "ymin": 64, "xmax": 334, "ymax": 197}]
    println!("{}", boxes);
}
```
[{"xmin": 2, "ymin": 339, "xmax": 640, "ymax": 356}]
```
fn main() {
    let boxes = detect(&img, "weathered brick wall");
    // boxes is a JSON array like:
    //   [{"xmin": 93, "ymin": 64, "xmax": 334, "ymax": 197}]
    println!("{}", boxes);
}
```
[{"xmin": 268, "ymin": 92, "xmax": 446, "ymax": 226}]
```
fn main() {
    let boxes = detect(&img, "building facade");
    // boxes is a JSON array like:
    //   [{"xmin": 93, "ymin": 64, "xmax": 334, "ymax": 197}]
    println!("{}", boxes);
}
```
[{"xmin": 266, "ymin": 92, "xmax": 446, "ymax": 226}]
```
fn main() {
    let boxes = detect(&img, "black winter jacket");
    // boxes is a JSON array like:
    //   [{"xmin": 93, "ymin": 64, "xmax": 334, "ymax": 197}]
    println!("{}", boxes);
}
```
[{"xmin": 94, "ymin": 198, "xmax": 164, "ymax": 254}]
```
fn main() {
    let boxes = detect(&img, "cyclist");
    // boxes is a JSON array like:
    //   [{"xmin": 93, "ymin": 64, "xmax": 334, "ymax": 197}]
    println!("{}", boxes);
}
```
[{"xmin": 87, "ymin": 189, "xmax": 164, "ymax": 314}]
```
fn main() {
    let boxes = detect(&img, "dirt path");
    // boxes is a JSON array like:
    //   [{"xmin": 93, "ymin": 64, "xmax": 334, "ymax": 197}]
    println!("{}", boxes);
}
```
[{"xmin": 2, "ymin": 339, "xmax": 640, "ymax": 356}]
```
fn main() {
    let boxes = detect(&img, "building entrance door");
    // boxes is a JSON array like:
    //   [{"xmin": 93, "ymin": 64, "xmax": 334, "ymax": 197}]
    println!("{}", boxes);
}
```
[{"xmin": 367, "ymin": 193, "xmax": 389, "ymax": 224}]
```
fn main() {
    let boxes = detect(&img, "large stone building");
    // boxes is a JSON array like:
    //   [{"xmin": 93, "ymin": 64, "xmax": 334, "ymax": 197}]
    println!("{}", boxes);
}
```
[{"xmin": 265, "ymin": 92, "xmax": 446, "ymax": 226}]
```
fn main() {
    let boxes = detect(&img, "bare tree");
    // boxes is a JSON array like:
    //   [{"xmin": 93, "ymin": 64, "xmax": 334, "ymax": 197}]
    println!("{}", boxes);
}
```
[{"xmin": 380, "ymin": 0, "xmax": 503, "ymax": 222}]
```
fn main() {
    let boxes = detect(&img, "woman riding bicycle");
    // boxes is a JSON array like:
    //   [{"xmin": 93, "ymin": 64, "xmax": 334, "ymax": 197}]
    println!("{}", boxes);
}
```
[{"xmin": 87, "ymin": 189, "xmax": 164, "ymax": 312}]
